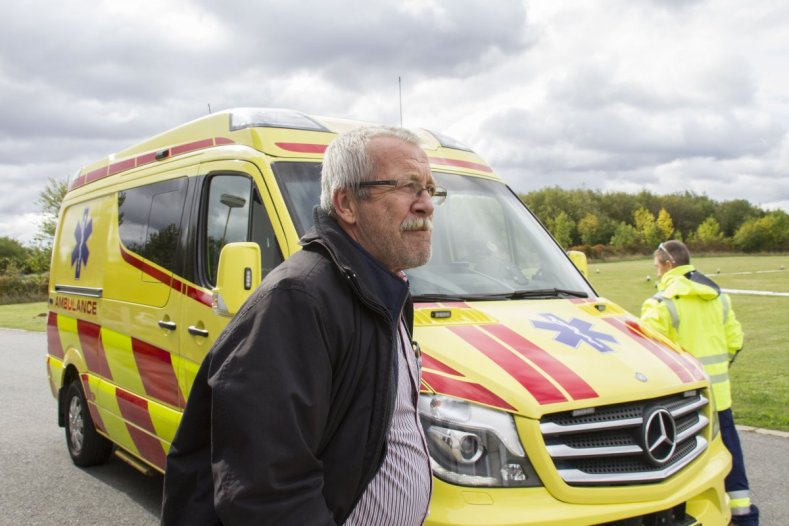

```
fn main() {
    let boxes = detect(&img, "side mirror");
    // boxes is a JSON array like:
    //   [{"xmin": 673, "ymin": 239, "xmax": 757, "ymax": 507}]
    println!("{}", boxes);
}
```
[
  {"xmin": 212, "ymin": 242, "xmax": 261, "ymax": 317},
  {"xmin": 567, "ymin": 250, "xmax": 588, "ymax": 278}
]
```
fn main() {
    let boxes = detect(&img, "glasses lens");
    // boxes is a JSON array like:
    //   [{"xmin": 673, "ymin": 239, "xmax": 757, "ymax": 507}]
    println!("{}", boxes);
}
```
[
  {"xmin": 432, "ymin": 187, "xmax": 447, "ymax": 205},
  {"xmin": 395, "ymin": 180, "xmax": 419, "ymax": 196}
]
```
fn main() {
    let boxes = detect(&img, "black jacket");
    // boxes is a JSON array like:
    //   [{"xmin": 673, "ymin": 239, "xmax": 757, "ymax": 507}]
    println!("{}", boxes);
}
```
[{"xmin": 161, "ymin": 208, "xmax": 413, "ymax": 525}]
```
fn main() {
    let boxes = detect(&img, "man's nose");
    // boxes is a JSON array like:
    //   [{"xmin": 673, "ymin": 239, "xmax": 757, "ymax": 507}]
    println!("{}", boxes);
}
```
[{"xmin": 412, "ymin": 188, "xmax": 435, "ymax": 215}]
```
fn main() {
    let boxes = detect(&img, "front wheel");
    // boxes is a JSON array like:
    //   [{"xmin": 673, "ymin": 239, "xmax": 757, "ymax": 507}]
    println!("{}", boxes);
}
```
[{"xmin": 64, "ymin": 380, "xmax": 113, "ymax": 466}]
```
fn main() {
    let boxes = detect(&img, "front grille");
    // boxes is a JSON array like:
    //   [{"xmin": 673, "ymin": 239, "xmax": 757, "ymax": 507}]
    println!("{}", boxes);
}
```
[{"xmin": 540, "ymin": 391, "xmax": 709, "ymax": 486}]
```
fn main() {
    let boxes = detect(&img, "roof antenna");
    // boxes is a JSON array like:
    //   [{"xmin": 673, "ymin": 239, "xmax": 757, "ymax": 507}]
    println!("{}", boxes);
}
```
[
  {"xmin": 207, "ymin": 103, "xmax": 212, "ymax": 114},
  {"xmin": 398, "ymin": 76, "xmax": 403, "ymax": 127}
]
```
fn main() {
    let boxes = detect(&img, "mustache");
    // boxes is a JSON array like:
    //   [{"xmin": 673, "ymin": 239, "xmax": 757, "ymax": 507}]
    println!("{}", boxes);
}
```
[{"xmin": 401, "ymin": 217, "xmax": 433, "ymax": 232}]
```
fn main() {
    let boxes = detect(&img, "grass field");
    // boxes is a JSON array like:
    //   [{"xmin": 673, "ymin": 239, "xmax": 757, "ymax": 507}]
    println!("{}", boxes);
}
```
[
  {"xmin": 2, "ymin": 254, "xmax": 786, "ymax": 430},
  {"xmin": 0, "ymin": 301, "xmax": 48, "ymax": 332},
  {"xmin": 587, "ymin": 254, "xmax": 789, "ymax": 431}
]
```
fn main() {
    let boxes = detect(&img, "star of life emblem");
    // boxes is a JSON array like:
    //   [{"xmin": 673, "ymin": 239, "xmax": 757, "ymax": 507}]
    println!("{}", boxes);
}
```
[
  {"xmin": 532, "ymin": 313, "xmax": 618, "ymax": 353},
  {"xmin": 71, "ymin": 207, "xmax": 93, "ymax": 279}
]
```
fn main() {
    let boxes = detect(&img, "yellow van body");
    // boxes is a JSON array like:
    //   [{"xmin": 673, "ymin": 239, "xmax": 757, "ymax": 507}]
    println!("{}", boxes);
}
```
[{"xmin": 47, "ymin": 108, "xmax": 731, "ymax": 525}]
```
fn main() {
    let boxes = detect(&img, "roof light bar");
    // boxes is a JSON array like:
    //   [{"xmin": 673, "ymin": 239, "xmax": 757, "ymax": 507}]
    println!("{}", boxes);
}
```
[
  {"xmin": 230, "ymin": 108, "xmax": 329, "ymax": 132},
  {"xmin": 427, "ymin": 129, "xmax": 473, "ymax": 152}
]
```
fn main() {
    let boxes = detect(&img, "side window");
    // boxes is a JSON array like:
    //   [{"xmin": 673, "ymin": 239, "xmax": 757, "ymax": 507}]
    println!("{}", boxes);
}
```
[
  {"xmin": 250, "ymin": 182, "xmax": 286, "ymax": 277},
  {"xmin": 118, "ymin": 178, "xmax": 187, "ymax": 273},
  {"xmin": 203, "ymin": 174, "xmax": 284, "ymax": 286}
]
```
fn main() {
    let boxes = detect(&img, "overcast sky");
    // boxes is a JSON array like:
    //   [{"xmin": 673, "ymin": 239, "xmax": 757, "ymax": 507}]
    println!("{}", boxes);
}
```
[{"xmin": 2, "ymin": 0, "xmax": 788, "ymax": 244}]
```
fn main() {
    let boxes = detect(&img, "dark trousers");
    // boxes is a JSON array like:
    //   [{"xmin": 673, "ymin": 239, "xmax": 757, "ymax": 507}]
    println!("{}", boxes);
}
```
[
  {"xmin": 719, "ymin": 408, "xmax": 759, "ymax": 525},
  {"xmin": 720, "ymin": 408, "xmax": 750, "ymax": 492}
]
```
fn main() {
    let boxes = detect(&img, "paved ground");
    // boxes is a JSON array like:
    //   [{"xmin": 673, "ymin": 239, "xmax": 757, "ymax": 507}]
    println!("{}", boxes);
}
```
[
  {"xmin": 734, "ymin": 426, "xmax": 788, "ymax": 524},
  {"xmin": 1, "ymin": 328, "xmax": 786, "ymax": 524}
]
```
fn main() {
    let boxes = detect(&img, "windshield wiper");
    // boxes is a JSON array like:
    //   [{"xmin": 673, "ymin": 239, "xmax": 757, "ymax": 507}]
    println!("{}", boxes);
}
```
[
  {"xmin": 412, "ymin": 293, "xmax": 509, "ymax": 303},
  {"xmin": 412, "ymin": 288, "xmax": 589, "ymax": 303},
  {"xmin": 507, "ymin": 288, "xmax": 589, "ymax": 299}
]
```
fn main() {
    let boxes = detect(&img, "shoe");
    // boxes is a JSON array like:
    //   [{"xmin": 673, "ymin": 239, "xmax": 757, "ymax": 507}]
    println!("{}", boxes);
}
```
[{"xmin": 730, "ymin": 504, "xmax": 759, "ymax": 526}]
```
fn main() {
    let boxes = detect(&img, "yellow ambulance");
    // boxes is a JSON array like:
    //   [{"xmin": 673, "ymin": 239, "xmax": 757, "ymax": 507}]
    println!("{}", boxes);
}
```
[{"xmin": 47, "ymin": 108, "xmax": 731, "ymax": 525}]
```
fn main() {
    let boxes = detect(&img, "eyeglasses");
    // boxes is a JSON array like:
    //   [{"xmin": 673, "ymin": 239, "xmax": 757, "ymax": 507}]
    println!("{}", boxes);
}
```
[
  {"xmin": 357, "ymin": 179, "xmax": 448, "ymax": 205},
  {"xmin": 657, "ymin": 242, "xmax": 675, "ymax": 263}
]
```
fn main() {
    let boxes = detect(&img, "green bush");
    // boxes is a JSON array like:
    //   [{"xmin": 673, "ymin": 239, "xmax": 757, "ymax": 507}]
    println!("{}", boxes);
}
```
[
  {"xmin": 609, "ymin": 222, "xmax": 640, "ymax": 254},
  {"xmin": 0, "ymin": 271, "xmax": 49, "ymax": 305},
  {"xmin": 733, "ymin": 211, "xmax": 789, "ymax": 252}
]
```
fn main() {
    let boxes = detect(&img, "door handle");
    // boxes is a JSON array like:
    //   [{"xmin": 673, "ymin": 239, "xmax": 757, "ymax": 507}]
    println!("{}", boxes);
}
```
[
  {"xmin": 158, "ymin": 320, "xmax": 177, "ymax": 330},
  {"xmin": 188, "ymin": 325, "xmax": 209, "ymax": 337}
]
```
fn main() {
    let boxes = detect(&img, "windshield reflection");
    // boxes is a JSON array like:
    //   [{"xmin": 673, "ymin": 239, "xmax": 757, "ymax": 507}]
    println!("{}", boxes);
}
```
[
  {"xmin": 406, "ymin": 173, "xmax": 592, "ymax": 299},
  {"xmin": 273, "ymin": 162, "xmax": 593, "ymax": 301}
]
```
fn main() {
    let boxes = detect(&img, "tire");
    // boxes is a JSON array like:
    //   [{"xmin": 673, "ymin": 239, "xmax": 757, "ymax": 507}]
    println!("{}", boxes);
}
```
[{"xmin": 64, "ymin": 380, "xmax": 113, "ymax": 467}]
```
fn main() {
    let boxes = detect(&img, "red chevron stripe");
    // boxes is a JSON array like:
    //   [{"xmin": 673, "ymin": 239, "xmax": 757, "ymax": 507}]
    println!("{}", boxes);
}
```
[
  {"xmin": 108, "ymin": 158, "xmax": 135, "ymax": 175},
  {"xmin": 77, "ymin": 319, "xmax": 113, "ymax": 380},
  {"xmin": 450, "ymin": 325, "xmax": 568, "ymax": 405},
  {"xmin": 80, "ymin": 373, "xmax": 107, "ymax": 434},
  {"xmin": 170, "ymin": 138, "xmax": 213, "ymax": 155},
  {"xmin": 427, "ymin": 156, "xmax": 493, "ymax": 173},
  {"xmin": 131, "ymin": 338, "xmax": 185, "ymax": 408},
  {"xmin": 115, "ymin": 388, "xmax": 167, "ymax": 471},
  {"xmin": 119, "ymin": 244, "xmax": 211, "ymax": 307},
  {"xmin": 119, "ymin": 244, "xmax": 172, "ymax": 284},
  {"xmin": 85, "ymin": 166, "xmax": 108, "ymax": 184},
  {"xmin": 126, "ymin": 425, "xmax": 167, "ymax": 471},
  {"xmin": 625, "ymin": 318, "xmax": 706, "ymax": 382},
  {"xmin": 675, "ymin": 351, "xmax": 707, "ymax": 381},
  {"xmin": 275, "ymin": 142, "xmax": 328, "ymax": 153},
  {"xmin": 421, "ymin": 353, "xmax": 462, "ymax": 375},
  {"xmin": 421, "ymin": 370, "xmax": 515, "ymax": 412},
  {"xmin": 116, "ymin": 388, "xmax": 156, "ymax": 435},
  {"xmin": 604, "ymin": 317, "xmax": 696, "ymax": 383},
  {"xmin": 47, "ymin": 312, "xmax": 64, "ymax": 359},
  {"xmin": 185, "ymin": 284, "xmax": 213, "ymax": 307},
  {"xmin": 483, "ymin": 324, "xmax": 598, "ymax": 401},
  {"xmin": 69, "ymin": 137, "xmax": 237, "ymax": 192}
]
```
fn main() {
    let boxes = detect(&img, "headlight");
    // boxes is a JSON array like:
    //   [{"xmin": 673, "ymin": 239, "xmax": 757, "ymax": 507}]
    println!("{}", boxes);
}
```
[{"xmin": 418, "ymin": 394, "xmax": 541, "ymax": 487}]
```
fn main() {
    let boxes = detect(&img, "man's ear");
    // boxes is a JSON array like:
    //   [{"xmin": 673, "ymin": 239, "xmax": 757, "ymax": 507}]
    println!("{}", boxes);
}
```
[{"xmin": 333, "ymin": 187, "xmax": 358, "ymax": 226}]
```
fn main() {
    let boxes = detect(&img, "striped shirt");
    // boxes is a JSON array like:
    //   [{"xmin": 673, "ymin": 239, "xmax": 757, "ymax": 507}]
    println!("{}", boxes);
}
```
[{"xmin": 344, "ymin": 320, "xmax": 432, "ymax": 525}]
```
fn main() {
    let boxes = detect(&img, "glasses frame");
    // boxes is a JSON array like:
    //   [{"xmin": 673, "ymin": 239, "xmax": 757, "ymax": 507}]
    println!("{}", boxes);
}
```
[
  {"xmin": 657, "ymin": 242, "xmax": 676, "ymax": 264},
  {"xmin": 357, "ymin": 178, "xmax": 447, "ymax": 205}
]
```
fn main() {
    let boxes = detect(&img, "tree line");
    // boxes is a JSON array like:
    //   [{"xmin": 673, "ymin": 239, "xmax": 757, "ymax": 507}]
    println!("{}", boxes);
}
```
[
  {"xmin": 0, "ymin": 178, "xmax": 66, "ymax": 303},
  {"xmin": 519, "ymin": 187, "xmax": 789, "ymax": 257},
  {"xmin": 2, "ymin": 180, "xmax": 788, "ymax": 300}
]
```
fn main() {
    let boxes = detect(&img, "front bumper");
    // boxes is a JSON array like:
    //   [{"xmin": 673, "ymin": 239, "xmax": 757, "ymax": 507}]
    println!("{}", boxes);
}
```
[{"xmin": 424, "ymin": 435, "xmax": 731, "ymax": 526}]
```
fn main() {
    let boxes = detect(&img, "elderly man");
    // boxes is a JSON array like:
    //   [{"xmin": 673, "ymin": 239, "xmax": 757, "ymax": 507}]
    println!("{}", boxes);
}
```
[
  {"xmin": 641, "ymin": 240, "xmax": 759, "ymax": 526},
  {"xmin": 161, "ymin": 126, "xmax": 444, "ymax": 525}
]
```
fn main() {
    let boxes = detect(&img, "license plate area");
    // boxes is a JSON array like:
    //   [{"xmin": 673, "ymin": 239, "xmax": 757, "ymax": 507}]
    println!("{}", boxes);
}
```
[{"xmin": 599, "ymin": 503, "xmax": 696, "ymax": 526}]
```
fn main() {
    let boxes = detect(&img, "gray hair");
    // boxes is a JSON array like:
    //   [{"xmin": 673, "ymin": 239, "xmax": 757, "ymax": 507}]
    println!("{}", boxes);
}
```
[{"xmin": 320, "ymin": 126, "xmax": 422, "ymax": 216}]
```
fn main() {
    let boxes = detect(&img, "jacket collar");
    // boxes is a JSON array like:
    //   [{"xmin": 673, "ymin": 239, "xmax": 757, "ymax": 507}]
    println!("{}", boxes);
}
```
[
  {"xmin": 658, "ymin": 264, "xmax": 696, "ymax": 288},
  {"xmin": 657, "ymin": 264, "xmax": 721, "ymax": 300},
  {"xmin": 300, "ymin": 207, "xmax": 410, "ymax": 325}
]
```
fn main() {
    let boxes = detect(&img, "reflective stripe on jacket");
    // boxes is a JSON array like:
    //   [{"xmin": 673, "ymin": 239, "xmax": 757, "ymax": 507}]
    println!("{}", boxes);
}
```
[{"xmin": 640, "ymin": 264, "xmax": 744, "ymax": 410}]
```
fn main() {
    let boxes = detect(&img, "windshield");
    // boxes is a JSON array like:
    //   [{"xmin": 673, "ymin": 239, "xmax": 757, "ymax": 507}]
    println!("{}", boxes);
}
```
[{"xmin": 273, "ymin": 161, "xmax": 594, "ymax": 300}]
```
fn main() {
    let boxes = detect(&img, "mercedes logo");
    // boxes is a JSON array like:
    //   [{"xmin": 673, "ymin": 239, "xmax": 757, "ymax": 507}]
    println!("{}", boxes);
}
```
[{"xmin": 641, "ymin": 407, "xmax": 677, "ymax": 466}]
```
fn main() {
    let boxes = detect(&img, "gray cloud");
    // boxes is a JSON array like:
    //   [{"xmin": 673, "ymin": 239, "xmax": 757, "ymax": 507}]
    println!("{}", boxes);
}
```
[
  {"xmin": 1, "ymin": 0, "xmax": 788, "ymax": 244},
  {"xmin": 191, "ymin": 0, "xmax": 531, "ymax": 85}
]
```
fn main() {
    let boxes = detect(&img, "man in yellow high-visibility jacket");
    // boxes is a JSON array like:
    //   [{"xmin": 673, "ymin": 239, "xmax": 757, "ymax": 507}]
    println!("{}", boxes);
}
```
[{"xmin": 641, "ymin": 240, "xmax": 759, "ymax": 526}]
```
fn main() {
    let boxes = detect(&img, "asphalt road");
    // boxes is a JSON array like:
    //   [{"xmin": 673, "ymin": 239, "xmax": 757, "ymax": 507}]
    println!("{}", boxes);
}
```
[
  {"xmin": 1, "ymin": 328, "xmax": 786, "ymax": 525},
  {"xmin": 1, "ymin": 329, "xmax": 162, "ymax": 526}
]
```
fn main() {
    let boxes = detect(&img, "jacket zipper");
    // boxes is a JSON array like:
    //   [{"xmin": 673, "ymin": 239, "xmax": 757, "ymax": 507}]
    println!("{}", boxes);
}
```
[{"xmin": 313, "ymin": 239, "xmax": 403, "ymax": 521}]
